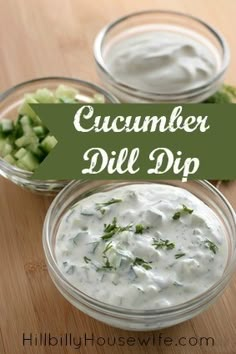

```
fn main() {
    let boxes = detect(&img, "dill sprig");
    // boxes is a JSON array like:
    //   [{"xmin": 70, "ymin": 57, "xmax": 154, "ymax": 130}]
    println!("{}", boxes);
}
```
[
  {"xmin": 133, "ymin": 257, "xmax": 152, "ymax": 270},
  {"xmin": 96, "ymin": 198, "xmax": 122, "ymax": 215},
  {"xmin": 175, "ymin": 253, "xmax": 186, "ymax": 259},
  {"xmin": 101, "ymin": 217, "xmax": 132, "ymax": 240},
  {"xmin": 172, "ymin": 204, "xmax": 193, "ymax": 220},
  {"xmin": 152, "ymin": 238, "xmax": 175, "ymax": 250},
  {"xmin": 204, "ymin": 239, "xmax": 218, "ymax": 254}
]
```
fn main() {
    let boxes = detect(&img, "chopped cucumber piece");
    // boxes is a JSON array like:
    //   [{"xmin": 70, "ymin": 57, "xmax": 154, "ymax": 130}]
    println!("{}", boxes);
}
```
[
  {"xmin": 16, "ymin": 161, "xmax": 27, "ymax": 170},
  {"xmin": 15, "ymin": 135, "xmax": 38, "ymax": 148},
  {"xmin": 35, "ymin": 88, "xmax": 56, "ymax": 103},
  {"xmin": 19, "ymin": 151, "xmax": 39, "ymax": 172},
  {"xmin": 93, "ymin": 94, "xmax": 105, "ymax": 103},
  {"xmin": 40, "ymin": 135, "xmax": 57, "ymax": 153},
  {"xmin": 22, "ymin": 124, "xmax": 34, "ymax": 136},
  {"xmin": 1, "ymin": 119, "xmax": 13, "ymax": 134},
  {"xmin": 0, "ymin": 138, "xmax": 6, "ymax": 152},
  {"xmin": 2, "ymin": 143, "xmax": 13, "ymax": 157},
  {"xmin": 20, "ymin": 115, "xmax": 32, "ymax": 126},
  {"xmin": 18, "ymin": 94, "xmax": 38, "ymax": 119},
  {"xmin": 59, "ymin": 97, "xmax": 76, "ymax": 103},
  {"xmin": 33, "ymin": 126, "xmax": 46, "ymax": 138},
  {"xmin": 4, "ymin": 154, "xmax": 16, "ymax": 165},
  {"xmin": 28, "ymin": 143, "xmax": 45, "ymax": 161},
  {"xmin": 55, "ymin": 84, "xmax": 78, "ymax": 99},
  {"xmin": 14, "ymin": 147, "xmax": 27, "ymax": 160}
]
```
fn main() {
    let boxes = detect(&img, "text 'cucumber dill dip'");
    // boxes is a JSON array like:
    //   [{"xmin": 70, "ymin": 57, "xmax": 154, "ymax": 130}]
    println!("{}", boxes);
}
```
[
  {"xmin": 55, "ymin": 184, "xmax": 227, "ymax": 310},
  {"xmin": 104, "ymin": 26, "xmax": 220, "ymax": 93}
]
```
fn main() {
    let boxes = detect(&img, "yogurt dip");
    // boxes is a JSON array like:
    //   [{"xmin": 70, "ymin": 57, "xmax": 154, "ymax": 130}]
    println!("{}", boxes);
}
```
[
  {"xmin": 104, "ymin": 27, "xmax": 220, "ymax": 94},
  {"xmin": 55, "ymin": 184, "xmax": 227, "ymax": 310}
]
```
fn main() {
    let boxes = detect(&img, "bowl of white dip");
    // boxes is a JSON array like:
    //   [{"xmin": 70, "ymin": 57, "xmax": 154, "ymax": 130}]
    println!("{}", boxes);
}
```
[
  {"xmin": 43, "ymin": 180, "xmax": 236, "ymax": 330},
  {"xmin": 94, "ymin": 10, "xmax": 230, "ymax": 102}
]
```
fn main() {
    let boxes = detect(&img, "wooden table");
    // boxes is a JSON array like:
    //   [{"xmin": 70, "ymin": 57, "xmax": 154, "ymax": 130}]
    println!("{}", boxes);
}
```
[{"xmin": 0, "ymin": 0, "xmax": 235, "ymax": 353}]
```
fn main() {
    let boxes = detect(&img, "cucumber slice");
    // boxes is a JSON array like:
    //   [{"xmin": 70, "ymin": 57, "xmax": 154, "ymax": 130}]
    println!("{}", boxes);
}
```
[
  {"xmin": 18, "ymin": 94, "xmax": 38, "ymax": 119},
  {"xmin": 14, "ymin": 147, "xmax": 27, "ymax": 160},
  {"xmin": 28, "ymin": 143, "xmax": 46, "ymax": 161},
  {"xmin": 93, "ymin": 94, "xmax": 105, "ymax": 103},
  {"xmin": 35, "ymin": 88, "xmax": 56, "ymax": 103},
  {"xmin": 19, "ymin": 151, "xmax": 39, "ymax": 172},
  {"xmin": 20, "ymin": 115, "xmax": 32, "ymax": 126},
  {"xmin": 0, "ymin": 138, "xmax": 6, "ymax": 152},
  {"xmin": 55, "ymin": 84, "xmax": 78, "ymax": 99},
  {"xmin": 33, "ymin": 126, "xmax": 46, "ymax": 138},
  {"xmin": 4, "ymin": 154, "xmax": 16, "ymax": 165},
  {"xmin": 40, "ymin": 135, "xmax": 57, "ymax": 153},
  {"xmin": 1, "ymin": 143, "xmax": 13, "ymax": 157},
  {"xmin": 16, "ymin": 160, "xmax": 27, "ymax": 170},
  {"xmin": 15, "ymin": 135, "xmax": 38, "ymax": 148},
  {"xmin": 22, "ymin": 124, "xmax": 34, "ymax": 136},
  {"xmin": 1, "ymin": 119, "xmax": 13, "ymax": 134}
]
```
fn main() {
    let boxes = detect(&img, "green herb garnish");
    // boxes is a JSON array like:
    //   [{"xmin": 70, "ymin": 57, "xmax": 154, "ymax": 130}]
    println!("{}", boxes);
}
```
[
  {"xmin": 103, "ymin": 241, "xmax": 113, "ymax": 254},
  {"xmin": 96, "ymin": 198, "xmax": 122, "ymax": 214},
  {"xmin": 135, "ymin": 224, "xmax": 149, "ymax": 234},
  {"xmin": 152, "ymin": 238, "xmax": 175, "ymax": 250},
  {"xmin": 172, "ymin": 204, "xmax": 193, "ymax": 220},
  {"xmin": 204, "ymin": 239, "xmax": 218, "ymax": 254},
  {"xmin": 175, "ymin": 253, "xmax": 186, "ymax": 259},
  {"xmin": 84, "ymin": 256, "xmax": 91, "ymax": 264},
  {"xmin": 101, "ymin": 217, "xmax": 132, "ymax": 240},
  {"xmin": 133, "ymin": 257, "xmax": 152, "ymax": 270},
  {"xmin": 97, "ymin": 255, "xmax": 115, "ymax": 272}
]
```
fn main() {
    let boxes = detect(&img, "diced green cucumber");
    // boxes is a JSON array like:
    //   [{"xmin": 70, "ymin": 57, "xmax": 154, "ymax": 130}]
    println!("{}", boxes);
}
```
[
  {"xmin": 20, "ymin": 115, "xmax": 32, "ymax": 126},
  {"xmin": 33, "ymin": 126, "xmax": 46, "ymax": 138},
  {"xmin": 58, "ymin": 97, "xmax": 76, "ymax": 103},
  {"xmin": 35, "ymin": 88, "xmax": 56, "ymax": 103},
  {"xmin": 1, "ymin": 143, "xmax": 13, "ymax": 157},
  {"xmin": 4, "ymin": 154, "xmax": 16, "ymax": 165},
  {"xmin": 55, "ymin": 84, "xmax": 78, "ymax": 99},
  {"xmin": 93, "ymin": 94, "xmax": 105, "ymax": 103},
  {"xmin": 28, "ymin": 143, "xmax": 46, "ymax": 161},
  {"xmin": 0, "ymin": 138, "xmax": 6, "ymax": 152},
  {"xmin": 18, "ymin": 94, "xmax": 38, "ymax": 119},
  {"xmin": 15, "ymin": 135, "xmax": 38, "ymax": 148},
  {"xmin": 18, "ymin": 151, "xmax": 39, "ymax": 172},
  {"xmin": 40, "ymin": 135, "xmax": 57, "ymax": 153},
  {"xmin": 1, "ymin": 119, "xmax": 13, "ymax": 134},
  {"xmin": 14, "ymin": 147, "xmax": 27, "ymax": 160},
  {"xmin": 16, "ymin": 160, "xmax": 27, "ymax": 170}
]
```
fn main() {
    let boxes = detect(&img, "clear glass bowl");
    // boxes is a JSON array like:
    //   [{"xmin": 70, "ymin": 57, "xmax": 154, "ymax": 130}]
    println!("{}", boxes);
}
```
[
  {"xmin": 0, "ymin": 77, "xmax": 118, "ymax": 195},
  {"xmin": 43, "ymin": 180, "xmax": 236, "ymax": 330},
  {"xmin": 94, "ymin": 10, "xmax": 230, "ymax": 103}
]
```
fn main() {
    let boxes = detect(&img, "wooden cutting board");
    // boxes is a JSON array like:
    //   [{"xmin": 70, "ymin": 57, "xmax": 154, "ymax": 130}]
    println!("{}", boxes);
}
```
[{"xmin": 0, "ymin": 0, "xmax": 236, "ymax": 353}]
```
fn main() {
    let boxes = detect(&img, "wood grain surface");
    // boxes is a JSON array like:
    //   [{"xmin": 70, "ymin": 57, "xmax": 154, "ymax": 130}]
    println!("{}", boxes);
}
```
[{"xmin": 0, "ymin": 0, "xmax": 236, "ymax": 353}]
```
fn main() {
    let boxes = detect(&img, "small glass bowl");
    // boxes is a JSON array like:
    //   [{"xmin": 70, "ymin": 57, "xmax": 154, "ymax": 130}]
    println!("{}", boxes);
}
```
[
  {"xmin": 43, "ymin": 180, "xmax": 236, "ymax": 330},
  {"xmin": 94, "ymin": 10, "xmax": 230, "ymax": 103},
  {"xmin": 0, "ymin": 77, "xmax": 118, "ymax": 195}
]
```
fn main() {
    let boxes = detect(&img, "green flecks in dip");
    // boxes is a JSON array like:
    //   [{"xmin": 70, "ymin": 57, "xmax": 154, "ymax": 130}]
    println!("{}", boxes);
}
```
[{"xmin": 55, "ymin": 184, "xmax": 227, "ymax": 310}]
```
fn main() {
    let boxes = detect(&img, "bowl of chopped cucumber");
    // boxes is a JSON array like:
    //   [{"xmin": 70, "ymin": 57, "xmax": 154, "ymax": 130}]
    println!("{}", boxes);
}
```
[{"xmin": 0, "ymin": 77, "xmax": 118, "ymax": 194}]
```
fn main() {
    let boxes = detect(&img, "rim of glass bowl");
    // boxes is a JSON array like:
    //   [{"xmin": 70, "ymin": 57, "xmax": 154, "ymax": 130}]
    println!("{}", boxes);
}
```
[
  {"xmin": 0, "ymin": 76, "xmax": 119, "ymax": 182},
  {"xmin": 43, "ymin": 179, "xmax": 236, "ymax": 318},
  {"xmin": 94, "ymin": 10, "xmax": 230, "ymax": 100}
]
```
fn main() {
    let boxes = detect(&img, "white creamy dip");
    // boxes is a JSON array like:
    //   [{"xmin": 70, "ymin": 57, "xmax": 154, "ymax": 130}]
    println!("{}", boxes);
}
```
[
  {"xmin": 105, "ymin": 27, "xmax": 220, "ymax": 93},
  {"xmin": 55, "ymin": 184, "xmax": 227, "ymax": 310}
]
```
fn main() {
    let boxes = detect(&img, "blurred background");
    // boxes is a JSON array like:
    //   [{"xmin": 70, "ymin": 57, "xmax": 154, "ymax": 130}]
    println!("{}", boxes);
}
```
[{"xmin": 1, "ymin": 0, "xmax": 235, "ymax": 91}]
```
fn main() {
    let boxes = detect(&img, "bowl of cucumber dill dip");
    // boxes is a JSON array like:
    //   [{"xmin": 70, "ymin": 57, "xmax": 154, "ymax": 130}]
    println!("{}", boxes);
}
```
[
  {"xmin": 43, "ymin": 180, "xmax": 236, "ymax": 330},
  {"xmin": 94, "ymin": 10, "xmax": 230, "ymax": 102}
]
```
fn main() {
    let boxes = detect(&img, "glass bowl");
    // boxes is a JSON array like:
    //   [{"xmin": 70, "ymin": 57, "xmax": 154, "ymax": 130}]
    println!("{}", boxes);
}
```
[
  {"xmin": 94, "ymin": 10, "xmax": 230, "ymax": 103},
  {"xmin": 43, "ymin": 180, "xmax": 236, "ymax": 330},
  {"xmin": 0, "ymin": 77, "xmax": 118, "ymax": 195}
]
